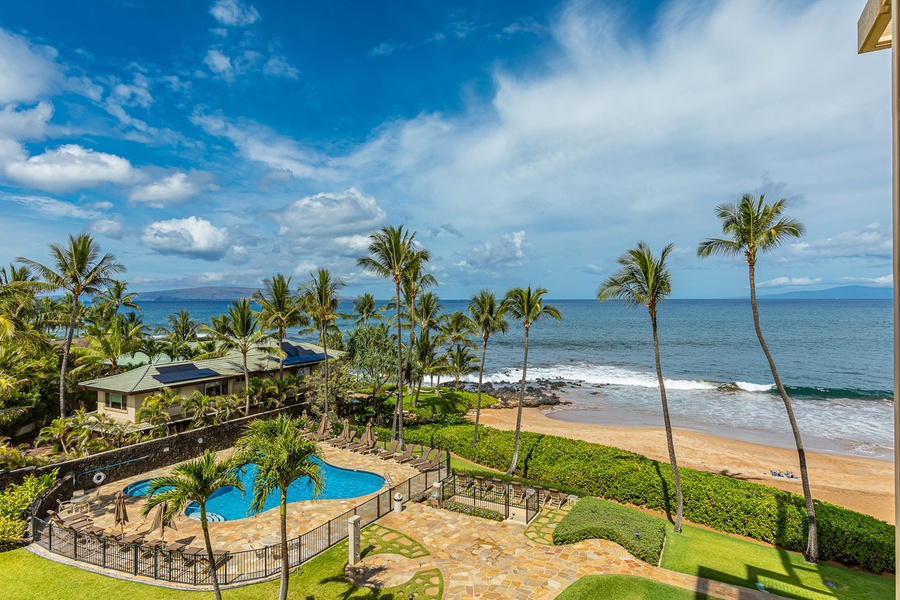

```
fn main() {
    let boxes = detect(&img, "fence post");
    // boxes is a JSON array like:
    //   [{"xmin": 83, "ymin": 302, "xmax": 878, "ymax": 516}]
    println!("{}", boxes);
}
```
[
  {"xmin": 102, "ymin": 538, "xmax": 107, "ymax": 568},
  {"xmin": 48, "ymin": 523, "xmax": 52, "ymax": 552},
  {"xmin": 132, "ymin": 545, "xmax": 138, "ymax": 575}
]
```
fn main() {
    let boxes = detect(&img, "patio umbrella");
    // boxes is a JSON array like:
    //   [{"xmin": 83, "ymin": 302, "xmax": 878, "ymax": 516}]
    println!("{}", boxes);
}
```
[
  {"xmin": 113, "ymin": 492, "xmax": 128, "ymax": 534},
  {"xmin": 362, "ymin": 421, "xmax": 374, "ymax": 445},
  {"xmin": 149, "ymin": 501, "xmax": 177, "ymax": 541},
  {"xmin": 340, "ymin": 418, "xmax": 350, "ymax": 439},
  {"xmin": 316, "ymin": 413, "xmax": 329, "ymax": 436}
]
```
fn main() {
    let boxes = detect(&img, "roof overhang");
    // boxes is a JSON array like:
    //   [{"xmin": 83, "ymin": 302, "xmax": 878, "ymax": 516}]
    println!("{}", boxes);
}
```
[{"xmin": 859, "ymin": 0, "xmax": 893, "ymax": 53}]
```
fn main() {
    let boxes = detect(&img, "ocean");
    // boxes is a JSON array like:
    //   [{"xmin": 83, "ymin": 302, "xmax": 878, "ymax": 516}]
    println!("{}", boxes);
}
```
[{"xmin": 130, "ymin": 298, "xmax": 894, "ymax": 460}]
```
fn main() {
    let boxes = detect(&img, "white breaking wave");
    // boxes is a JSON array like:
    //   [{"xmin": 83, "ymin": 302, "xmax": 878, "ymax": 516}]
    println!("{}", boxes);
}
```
[
  {"xmin": 734, "ymin": 381, "xmax": 774, "ymax": 393},
  {"xmin": 465, "ymin": 362, "xmax": 718, "ymax": 391}
]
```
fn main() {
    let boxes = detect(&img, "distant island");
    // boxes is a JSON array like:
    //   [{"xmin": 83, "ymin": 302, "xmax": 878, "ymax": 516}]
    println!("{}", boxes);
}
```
[
  {"xmin": 137, "ymin": 286, "xmax": 258, "ymax": 302},
  {"xmin": 757, "ymin": 285, "xmax": 892, "ymax": 300}
]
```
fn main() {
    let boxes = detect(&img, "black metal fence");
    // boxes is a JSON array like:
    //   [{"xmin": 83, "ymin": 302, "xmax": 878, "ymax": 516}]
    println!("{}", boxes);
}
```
[
  {"xmin": 31, "ymin": 452, "xmax": 450, "ymax": 588},
  {"xmin": 440, "ymin": 474, "xmax": 542, "ymax": 524}
]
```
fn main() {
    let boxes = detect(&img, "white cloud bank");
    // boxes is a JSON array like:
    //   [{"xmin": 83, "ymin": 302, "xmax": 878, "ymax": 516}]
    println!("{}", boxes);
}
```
[
  {"xmin": 5, "ymin": 144, "xmax": 135, "ymax": 192},
  {"xmin": 209, "ymin": 0, "xmax": 259, "ymax": 27},
  {"xmin": 141, "ymin": 216, "xmax": 229, "ymax": 260},
  {"xmin": 129, "ymin": 172, "xmax": 213, "ymax": 206},
  {"xmin": 757, "ymin": 276, "xmax": 822, "ymax": 288}
]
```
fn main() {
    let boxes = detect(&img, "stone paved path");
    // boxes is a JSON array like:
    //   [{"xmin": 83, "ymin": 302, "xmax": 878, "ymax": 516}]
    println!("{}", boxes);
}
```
[{"xmin": 373, "ymin": 502, "xmax": 788, "ymax": 600}]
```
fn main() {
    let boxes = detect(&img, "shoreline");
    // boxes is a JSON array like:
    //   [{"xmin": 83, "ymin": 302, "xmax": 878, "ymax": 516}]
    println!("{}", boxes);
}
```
[{"xmin": 470, "ymin": 407, "xmax": 895, "ymax": 525}]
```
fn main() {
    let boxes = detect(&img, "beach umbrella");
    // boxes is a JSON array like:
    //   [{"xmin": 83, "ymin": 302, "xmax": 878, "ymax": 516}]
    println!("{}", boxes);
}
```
[
  {"xmin": 362, "ymin": 421, "xmax": 374, "ymax": 445},
  {"xmin": 113, "ymin": 492, "xmax": 128, "ymax": 533},
  {"xmin": 149, "ymin": 501, "xmax": 177, "ymax": 541}
]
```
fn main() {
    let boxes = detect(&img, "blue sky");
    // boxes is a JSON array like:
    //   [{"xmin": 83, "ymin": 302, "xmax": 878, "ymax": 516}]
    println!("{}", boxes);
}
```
[{"xmin": 0, "ymin": 0, "xmax": 892, "ymax": 299}]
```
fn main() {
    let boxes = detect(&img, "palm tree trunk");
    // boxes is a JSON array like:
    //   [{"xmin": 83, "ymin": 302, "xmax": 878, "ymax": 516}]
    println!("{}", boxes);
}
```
[
  {"xmin": 393, "ymin": 281, "xmax": 404, "ymax": 449},
  {"xmin": 279, "ymin": 328, "xmax": 285, "ymax": 381},
  {"xmin": 472, "ymin": 335, "xmax": 488, "ymax": 447},
  {"xmin": 651, "ymin": 310, "xmax": 683, "ymax": 533},
  {"xmin": 59, "ymin": 296, "xmax": 80, "ymax": 418},
  {"xmin": 200, "ymin": 505, "xmax": 222, "ymax": 600},
  {"xmin": 748, "ymin": 259, "xmax": 818, "ymax": 562},
  {"xmin": 279, "ymin": 490, "xmax": 290, "ymax": 600},
  {"xmin": 243, "ymin": 351, "xmax": 251, "ymax": 415},
  {"xmin": 322, "ymin": 322, "xmax": 330, "ymax": 418},
  {"xmin": 408, "ymin": 300, "xmax": 416, "ymax": 407},
  {"xmin": 507, "ymin": 325, "xmax": 529, "ymax": 476}
]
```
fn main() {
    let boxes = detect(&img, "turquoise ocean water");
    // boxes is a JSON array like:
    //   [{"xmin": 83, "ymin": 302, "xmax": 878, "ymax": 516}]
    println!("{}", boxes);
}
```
[{"xmin": 131, "ymin": 299, "xmax": 894, "ymax": 459}]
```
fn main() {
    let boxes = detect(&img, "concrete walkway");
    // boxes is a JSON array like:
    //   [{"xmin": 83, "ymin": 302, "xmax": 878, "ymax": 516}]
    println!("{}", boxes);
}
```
[{"xmin": 364, "ymin": 502, "xmax": 787, "ymax": 600}]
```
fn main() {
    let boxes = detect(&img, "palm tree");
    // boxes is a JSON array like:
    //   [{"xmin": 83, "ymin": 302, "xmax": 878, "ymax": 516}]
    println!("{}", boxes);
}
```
[
  {"xmin": 503, "ymin": 286, "xmax": 561, "ymax": 476},
  {"xmin": 598, "ymin": 242, "xmax": 684, "ymax": 533},
  {"xmin": 254, "ymin": 274, "xmax": 308, "ymax": 380},
  {"xmin": 136, "ymin": 387, "xmax": 182, "ymax": 437},
  {"xmin": 357, "ymin": 225, "xmax": 422, "ymax": 448},
  {"xmin": 353, "ymin": 293, "xmax": 384, "ymax": 327},
  {"xmin": 299, "ymin": 268, "xmax": 344, "ymax": 418},
  {"xmin": 95, "ymin": 280, "xmax": 140, "ymax": 315},
  {"xmin": 697, "ymin": 193, "xmax": 816, "ymax": 561},
  {"xmin": 143, "ymin": 450, "xmax": 243, "ymax": 600},
  {"xmin": 401, "ymin": 256, "xmax": 438, "ymax": 402},
  {"xmin": 236, "ymin": 415, "xmax": 324, "ymax": 600},
  {"xmin": 72, "ymin": 315, "xmax": 143, "ymax": 375},
  {"xmin": 439, "ymin": 311, "xmax": 475, "ymax": 353},
  {"xmin": 446, "ymin": 346, "xmax": 477, "ymax": 390},
  {"xmin": 35, "ymin": 417, "xmax": 72, "ymax": 453},
  {"xmin": 415, "ymin": 291, "xmax": 444, "ymax": 337},
  {"xmin": 18, "ymin": 234, "xmax": 125, "ymax": 417},
  {"xmin": 185, "ymin": 391, "xmax": 217, "ymax": 428},
  {"xmin": 201, "ymin": 299, "xmax": 270, "ymax": 416},
  {"xmin": 468, "ymin": 289, "xmax": 508, "ymax": 446}
]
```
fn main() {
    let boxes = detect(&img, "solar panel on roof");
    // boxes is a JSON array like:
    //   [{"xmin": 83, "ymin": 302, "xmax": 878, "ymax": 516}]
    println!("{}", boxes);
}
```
[
  {"xmin": 152, "ymin": 364, "xmax": 220, "ymax": 384},
  {"xmin": 281, "ymin": 341, "xmax": 299, "ymax": 357},
  {"xmin": 283, "ymin": 352, "xmax": 325, "ymax": 366}
]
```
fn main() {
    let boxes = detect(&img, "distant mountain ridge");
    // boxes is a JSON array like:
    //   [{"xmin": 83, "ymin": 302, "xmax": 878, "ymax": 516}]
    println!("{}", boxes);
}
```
[
  {"xmin": 756, "ymin": 285, "xmax": 892, "ymax": 300},
  {"xmin": 138, "ymin": 286, "xmax": 257, "ymax": 301}
]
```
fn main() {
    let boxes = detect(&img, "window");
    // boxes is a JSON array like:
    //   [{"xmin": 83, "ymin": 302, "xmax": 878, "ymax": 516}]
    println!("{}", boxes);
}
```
[
  {"xmin": 203, "ymin": 380, "xmax": 226, "ymax": 396},
  {"xmin": 105, "ymin": 392, "xmax": 125, "ymax": 410}
]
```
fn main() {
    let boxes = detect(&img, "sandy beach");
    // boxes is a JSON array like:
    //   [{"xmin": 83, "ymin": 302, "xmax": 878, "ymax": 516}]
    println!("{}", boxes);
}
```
[{"xmin": 471, "ymin": 407, "xmax": 895, "ymax": 525}]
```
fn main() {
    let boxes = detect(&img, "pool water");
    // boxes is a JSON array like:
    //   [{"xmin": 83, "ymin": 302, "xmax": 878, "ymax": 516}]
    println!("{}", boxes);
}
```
[{"xmin": 124, "ymin": 457, "xmax": 385, "ymax": 521}]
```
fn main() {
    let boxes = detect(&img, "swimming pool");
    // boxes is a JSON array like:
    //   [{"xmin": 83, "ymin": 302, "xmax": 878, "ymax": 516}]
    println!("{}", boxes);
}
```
[{"xmin": 124, "ymin": 457, "xmax": 385, "ymax": 521}]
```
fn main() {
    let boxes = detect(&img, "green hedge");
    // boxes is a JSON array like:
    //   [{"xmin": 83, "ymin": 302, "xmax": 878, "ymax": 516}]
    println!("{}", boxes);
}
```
[
  {"xmin": 408, "ymin": 390, "xmax": 499, "ymax": 424},
  {"xmin": 395, "ymin": 424, "xmax": 895, "ymax": 573},
  {"xmin": 0, "ymin": 469, "xmax": 57, "ymax": 546},
  {"xmin": 553, "ymin": 498, "xmax": 666, "ymax": 564}
]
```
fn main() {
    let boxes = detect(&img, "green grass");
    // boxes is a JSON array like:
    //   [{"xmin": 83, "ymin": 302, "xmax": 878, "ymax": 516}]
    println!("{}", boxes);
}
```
[
  {"xmin": 0, "ymin": 526, "xmax": 441, "ymax": 600},
  {"xmin": 555, "ymin": 574, "xmax": 712, "ymax": 600},
  {"xmin": 660, "ymin": 523, "xmax": 895, "ymax": 600},
  {"xmin": 449, "ymin": 455, "xmax": 501, "ymax": 474}
]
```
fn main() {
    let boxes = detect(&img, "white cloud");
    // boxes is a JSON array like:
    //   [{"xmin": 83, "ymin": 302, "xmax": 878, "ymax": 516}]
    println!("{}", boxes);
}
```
[
  {"xmin": 210, "ymin": 0, "xmax": 260, "ymax": 26},
  {"xmin": 204, "ymin": 49, "xmax": 234, "ymax": 80},
  {"xmin": 129, "ymin": 172, "xmax": 212, "ymax": 206},
  {"xmin": 789, "ymin": 224, "xmax": 892, "ymax": 261},
  {"xmin": 191, "ymin": 112, "xmax": 331, "ymax": 179},
  {"xmin": 841, "ymin": 274, "xmax": 893, "ymax": 287},
  {"xmin": 273, "ymin": 188, "xmax": 387, "ymax": 255},
  {"xmin": 368, "ymin": 41, "xmax": 401, "ymax": 58},
  {"xmin": 0, "ymin": 101, "xmax": 53, "ymax": 142},
  {"xmin": 1, "ymin": 194, "xmax": 104, "ymax": 219},
  {"xmin": 5, "ymin": 144, "xmax": 135, "ymax": 192},
  {"xmin": 111, "ymin": 73, "xmax": 152, "ymax": 108},
  {"xmin": 0, "ymin": 29, "xmax": 61, "ymax": 103},
  {"xmin": 757, "ymin": 276, "xmax": 823, "ymax": 288},
  {"xmin": 263, "ymin": 55, "xmax": 299, "ymax": 79},
  {"xmin": 90, "ymin": 218, "xmax": 124, "ymax": 239},
  {"xmin": 456, "ymin": 231, "xmax": 529, "ymax": 271},
  {"xmin": 141, "ymin": 216, "xmax": 230, "ymax": 260}
]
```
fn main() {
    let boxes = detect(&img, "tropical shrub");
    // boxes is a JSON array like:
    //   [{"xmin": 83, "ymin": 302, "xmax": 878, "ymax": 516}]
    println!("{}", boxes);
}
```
[
  {"xmin": 0, "ymin": 469, "xmax": 57, "ymax": 546},
  {"xmin": 409, "ymin": 390, "xmax": 498, "ymax": 424},
  {"xmin": 552, "ymin": 497, "xmax": 666, "ymax": 565},
  {"xmin": 399, "ymin": 423, "xmax": 895, "ymax": 573},
  {"xmin": 440, "ymin": 500, "xmax": 505, "ymax": 522}
]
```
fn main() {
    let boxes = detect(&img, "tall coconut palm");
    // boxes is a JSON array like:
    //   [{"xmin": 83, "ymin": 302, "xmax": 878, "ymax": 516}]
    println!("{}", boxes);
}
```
[
  {"xmin": 95, "ymin": 280, "xmax": 140, "ymax": 315},
  {"xmin": 353, "ymin": 292, "xmax": 384, "ymax": 327},
  {"xmin": 254, "ymin": 274, "xmax": 308, "ymax": 380},
  {"xmin": 357, "ymin": 225, "xmax": 422, "ymax": 448},
  {"xmin": 72, "ymin": 314, "xmax": 143, "ymax": 375},
  {"xmin": 446, "ymin": 346, "xmax": 477, "ymax": 390},
  {"xmin": 299, "ymin": 268, "xmax": 344, "ymax": 418},
  {"xmin": 415, "ymin": 291, "xmax": 444, "ymax": 337},
  {"xmin": 468, "ymin": 289, "xmax": 508, "ymax": 446},
  {"xmin": 503, "ymin": 286, "xmax": 561, "ymax": 476},
  {"xmin": 143, "ymin": 450, "xmax": 243, "ymax": 600},
  {"xmin": 697, "ymin": 193, "xmax": 816, "ymax": 561},
  {"xmin": 598, "ymin": 242, "xmax": 684, "ymax": 533},
  {"xmin": 236, "ymin": 415, "xmax": 324, "ymax": 600},
  {"xmin": 201, "ymin": 299, "xmax": 270, "ymax": 415},
  {"xmin": 439, "ymin": 311, "xmax": 475, "ymax": 353},
  {"xmin": 18, "ymin": 234, "xmax": 125, "ymax": 417}
]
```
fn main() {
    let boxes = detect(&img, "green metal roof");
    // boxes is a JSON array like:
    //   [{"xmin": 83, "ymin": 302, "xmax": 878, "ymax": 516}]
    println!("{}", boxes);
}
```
[{"xmin": 79, "ymin": 342, "xmax": 340, "ymax": 395}]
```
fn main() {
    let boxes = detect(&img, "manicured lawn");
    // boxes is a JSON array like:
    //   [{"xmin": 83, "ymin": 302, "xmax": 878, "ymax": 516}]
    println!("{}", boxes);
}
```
[
  {"xmin": 556, "ymin": 574, "xmax": 712, "ymax": 599},
  {"xmin": 660, "ymin": 523, "xmax": 895, "ymax": 600},
  {"xmin": 0, "ymin": 525, "xmax": 441, "ymax": 600},
  {"xmin": 449, "ymin": 454, "xmax": 502, "ymax": 474}
]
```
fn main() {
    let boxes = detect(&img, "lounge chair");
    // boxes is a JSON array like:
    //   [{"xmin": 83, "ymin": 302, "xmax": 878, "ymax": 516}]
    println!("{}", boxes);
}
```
[
  {"xmin": 392, "ymin": 444, "xmax": 417, "ymax": 464},
  {"xmin": 457, "ymin": 475, "xmax": 475, "ymax": 490},
  {"xmin": 510, "ymin": 482, "xmax": 525, "ymax": 504},
  {"xmin": 406, "ymin": 447, "xmax": 435, "ymax": 468},
  {"xmin": 378, "ymin": 441, "xmax": 401, "ymax": 460},
  {"xmin": 334, "ymin": 432, "xmax": 358, "ymax": 449},
  {"xmin": 347, "ymin": 437, "xmax": 376, "ymax": 453},
  {"xmin": 547, "ymin": 488, "xmax": 568, "ymax": 509},
  {"xmin": 414, "ymin": 455, "xmax": 442, "ymax": 472}
]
